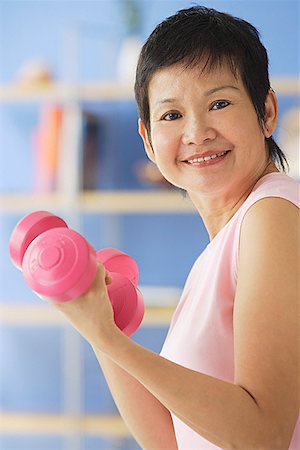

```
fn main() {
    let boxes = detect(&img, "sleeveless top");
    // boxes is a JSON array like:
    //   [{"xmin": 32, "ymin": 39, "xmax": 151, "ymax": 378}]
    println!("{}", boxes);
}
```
[{"xmin": 160, "ymin": 173, "xmax": 300, "ymax": 449}]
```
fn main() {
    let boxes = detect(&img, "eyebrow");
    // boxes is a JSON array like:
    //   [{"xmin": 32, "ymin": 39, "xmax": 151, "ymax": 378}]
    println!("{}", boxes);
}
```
[
  {"xmin": 204, "ymin": 85, "xmax": 240, "ymax": 96},
  {"xmin": 155, "ymin": 85, "xmax": 240, "ymax": 107}
]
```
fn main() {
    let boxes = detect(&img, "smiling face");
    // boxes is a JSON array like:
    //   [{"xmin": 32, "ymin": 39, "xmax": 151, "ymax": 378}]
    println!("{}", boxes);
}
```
[{"xmin": 139, "ymin": 63, "xmax": 278, "ymax": 202}]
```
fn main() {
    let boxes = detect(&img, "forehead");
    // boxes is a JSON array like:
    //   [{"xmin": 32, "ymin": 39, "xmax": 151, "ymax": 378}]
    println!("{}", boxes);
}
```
[{"xmin": 148, "ymin": 62, "xmax": 243, "ymax": 103}]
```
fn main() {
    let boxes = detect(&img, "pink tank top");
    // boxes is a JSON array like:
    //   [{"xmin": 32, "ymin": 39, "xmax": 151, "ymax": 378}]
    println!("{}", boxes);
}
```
[{"xmin": 161, "ymin": 173, "xmax": 300, "ymax": 449}]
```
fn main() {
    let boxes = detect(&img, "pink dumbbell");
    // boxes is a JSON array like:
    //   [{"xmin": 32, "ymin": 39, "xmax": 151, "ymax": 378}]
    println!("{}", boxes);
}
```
[{"xmin": 9, "ymin": 211, "xmax": 144, "ymax": 336}]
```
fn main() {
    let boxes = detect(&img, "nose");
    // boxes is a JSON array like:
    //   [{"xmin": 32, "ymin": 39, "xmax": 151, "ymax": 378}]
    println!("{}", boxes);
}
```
[{"xmin": 181, "ymin": 115, "xmax": 217, "ymax": 146}]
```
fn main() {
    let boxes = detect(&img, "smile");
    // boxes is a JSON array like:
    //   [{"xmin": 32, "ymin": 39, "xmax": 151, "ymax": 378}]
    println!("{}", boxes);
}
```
[{"xmin": 186, "ymin": 151, "xmax": 229, "ymax": 164}]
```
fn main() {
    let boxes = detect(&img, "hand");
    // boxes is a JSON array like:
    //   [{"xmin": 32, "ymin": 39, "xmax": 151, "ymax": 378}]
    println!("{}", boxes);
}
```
[{"xmin": 52, "ymin": 263, "xmax": 118, "ymax": 350}]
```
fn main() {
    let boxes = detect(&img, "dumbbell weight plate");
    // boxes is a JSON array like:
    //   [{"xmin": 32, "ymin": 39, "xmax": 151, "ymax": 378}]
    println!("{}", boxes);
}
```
[
  {"xmin": 9, "ymin": 211, "xmax": 68, "ymax": 270},
  {"xmin": 122, "ymin": 287, "xmax": 144, "ymax": 336},
  {"xmin": 107, "ymin": 272, "xmax": 144, "ymax": 336},
  {"xmin": 96, "ymin": 248, "xmax": 139, "ymax": 286},
  {"xmin": 22, "ymin": 228, "xmax": 98, "ymax": 302}
]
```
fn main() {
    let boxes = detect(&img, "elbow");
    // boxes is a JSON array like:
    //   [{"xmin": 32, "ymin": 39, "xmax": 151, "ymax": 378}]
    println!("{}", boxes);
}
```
[
  {"xmin": 224, "ymin": 432, "xmax": 290, "ymax": 450},
  {"xmin": 226, "ymin": 422, "xmax": 293, "ymax": 450},
  {"xmin": 226, "ymin": 387, "xmax": 296, "ymax": 450},
  {"xmin": 256, "ymin": 433, "xmax": 291, "ymax": 450},
  {"xmin": 261, "ymin": 425, "xmax": 294, "ymax": 450},
  {"xmin": 251, "ymin": 412, "xmax": 297, "ymax": 449}
]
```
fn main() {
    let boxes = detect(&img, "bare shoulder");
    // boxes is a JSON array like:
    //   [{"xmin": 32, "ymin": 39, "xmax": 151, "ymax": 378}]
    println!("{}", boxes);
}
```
[
  {"xmin": 237, "ymin": 196, "xmax": 299, "ymax": 281},
  {"xmin": 234, "ymin": 196, "xmax": 299, "ymax": 442},
  {"xmin": 241, "ymin": 195, "xmax": 299, "ymax": 237},
  {"xmin": 235, "ymin": 195, "xmax": 299, "ymax": 335}
]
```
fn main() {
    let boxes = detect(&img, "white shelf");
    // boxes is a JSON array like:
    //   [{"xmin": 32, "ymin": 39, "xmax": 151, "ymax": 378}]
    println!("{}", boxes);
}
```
[
  {"xmin": 0, "ymin": 81, "xmax": 134, "ymax": 103},
  {"xmin": 0, "ymin": 412, "xmax": 130, "ymax": 437},
  {"xmin": 0, "ymin": 190, "xmax": 195, "ymax": 214},
  {"xmin": 2, "ymin": 76, "xmax": 298, "ymax": 445},
  {"xmin": 270, "ymin": 77, "xmax": 300, "ymax": 95},
  {"xmin": 0, "ymin": 77, "xmax": 298, "ymax": 103},
  {"xmin": 0, "ymin": 304, "xmax": 175, "ymax": 326}
]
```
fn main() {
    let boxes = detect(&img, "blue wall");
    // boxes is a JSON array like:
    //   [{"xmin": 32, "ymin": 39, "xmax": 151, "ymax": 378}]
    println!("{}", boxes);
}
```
[
  {"xmin": 0, "ymin": 0, "xmax": 299, "ymax": 82},
  {"xmin": 0, "ymin": 0, "xmax": 299, "ymax": 192}
]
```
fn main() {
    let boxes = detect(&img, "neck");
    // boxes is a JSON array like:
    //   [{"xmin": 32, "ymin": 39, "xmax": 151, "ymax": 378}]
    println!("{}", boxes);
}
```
[{"xmin": 188, "ymin": 163, "xmax": 279, "ymax": 240}]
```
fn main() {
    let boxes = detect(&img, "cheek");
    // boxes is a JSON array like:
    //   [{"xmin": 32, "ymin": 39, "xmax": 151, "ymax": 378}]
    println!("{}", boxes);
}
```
[
  {"xmin": 151, "ymin": 126, "xmax": 179, "ymax": 160},
  {"xmin": 226, "ymin": 111, "xmax": 263, "ymax": 146}
]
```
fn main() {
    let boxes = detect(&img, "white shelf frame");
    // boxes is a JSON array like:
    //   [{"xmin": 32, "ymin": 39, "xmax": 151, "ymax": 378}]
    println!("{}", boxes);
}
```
[
  {"xmin": 0, "ymin": 190, "xmax": 195, "ymax": 213},
  {"xmin": 0, "ymin": 77, "xmax": 299, "ymax": 103},
  {"xmin": 1, "ymin": 76, "xmax": 298, "ymax": 446}
]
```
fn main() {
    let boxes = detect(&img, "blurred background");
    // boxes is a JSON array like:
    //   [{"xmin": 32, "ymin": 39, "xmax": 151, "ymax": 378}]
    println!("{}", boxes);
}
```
[{"xmin": 0, "ymin": 1, "xmax": 299, "ymax": 449}]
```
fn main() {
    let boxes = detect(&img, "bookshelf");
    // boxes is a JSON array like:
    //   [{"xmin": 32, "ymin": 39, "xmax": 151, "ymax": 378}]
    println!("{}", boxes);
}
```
[
  {"xmin": 1, "ymin": 77, "xmax": 298, "ymax": 210},
  {"xmin": 1, "ymin": 77, "xmax": 299, "ymax": 448}
]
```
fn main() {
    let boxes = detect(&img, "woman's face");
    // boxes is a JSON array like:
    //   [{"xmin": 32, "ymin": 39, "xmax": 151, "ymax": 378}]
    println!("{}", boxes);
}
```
[{"xmin": 139, "ymin": 63, "xmax": 277, "ymax": 200}]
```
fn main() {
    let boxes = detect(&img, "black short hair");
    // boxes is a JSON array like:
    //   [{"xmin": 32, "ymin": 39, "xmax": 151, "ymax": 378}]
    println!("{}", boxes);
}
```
[{"xmin": 134, "ymin": 5, "xmax": 288, "ymax": 172}]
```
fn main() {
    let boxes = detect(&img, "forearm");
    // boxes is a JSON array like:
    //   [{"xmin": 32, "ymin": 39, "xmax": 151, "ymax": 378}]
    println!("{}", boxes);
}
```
[
  {"xmin": 98, "ymin": 330, "xmax": 288, "ymax": 450},
  {"xmin": 93, "ymin": 346, "xmax": 178, "ymax": 450}
]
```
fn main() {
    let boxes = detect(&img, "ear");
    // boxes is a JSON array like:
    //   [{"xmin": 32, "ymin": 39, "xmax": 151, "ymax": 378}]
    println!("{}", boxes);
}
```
[
  {"xmin": 138, "ymin": 119, "xmax": 156, "ymax": 163},
  {"xmin": 264, "ymin": 89, "xmax": 278, "ymax": 138}
]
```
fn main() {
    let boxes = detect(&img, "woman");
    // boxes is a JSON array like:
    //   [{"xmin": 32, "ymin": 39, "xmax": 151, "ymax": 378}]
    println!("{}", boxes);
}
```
[{"xmin": 56, "ymin": 6, "xmax": 299, "ymax": 449}]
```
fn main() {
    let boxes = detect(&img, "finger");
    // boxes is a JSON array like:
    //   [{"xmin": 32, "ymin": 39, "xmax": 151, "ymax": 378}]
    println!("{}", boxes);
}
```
[
  {"xmin": 94, "ymin": 264, "xmax": 111, "ymax": 294},
  {"xmin": 96, "ymin": 262, "xmax": 113, "ymax": 285},
  {"xmin": 105, "ymin": 270, "xmax": 113, "ymax": 285}
]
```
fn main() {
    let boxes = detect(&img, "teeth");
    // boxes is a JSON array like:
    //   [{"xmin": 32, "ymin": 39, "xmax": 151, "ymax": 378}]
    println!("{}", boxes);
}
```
[{"xmin": 187, "ymin": 151, "xmax": 227, "ymax": 164}]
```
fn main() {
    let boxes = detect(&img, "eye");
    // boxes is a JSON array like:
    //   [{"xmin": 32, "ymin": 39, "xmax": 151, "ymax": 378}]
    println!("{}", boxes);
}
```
[
  {"xmin": 161, "ymin": 111, "xmax": 182, "ymax": 121},
  {"xmin": 210, "ymin": 100, "xmax": 230, "ymax": 110}
]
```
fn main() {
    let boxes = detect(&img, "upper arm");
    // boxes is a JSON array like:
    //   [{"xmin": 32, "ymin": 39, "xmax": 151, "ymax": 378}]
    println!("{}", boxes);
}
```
[{"xmin": 234, "ymin": 197, "xmax": 299, "ymax": 441}]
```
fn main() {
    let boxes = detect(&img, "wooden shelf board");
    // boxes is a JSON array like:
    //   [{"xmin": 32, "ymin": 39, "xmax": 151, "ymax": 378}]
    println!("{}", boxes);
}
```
[
  {"xmin": 0, "ymin": 77, "xmax": 298, "ymax": 103},
  {"xmin": 0, "ymin": 412, "xmax": 130, "ymax": 436},
  {"xmin": 0, "ymin": 191, "xmax": 195, "ymax": 214},
  {"xmin": 0, "ymin": 82, "xmax": 134, "ymax": 103},
  {"xmin": 0, "ymin": 304, "xmax": 175, "ymax": 326}
]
